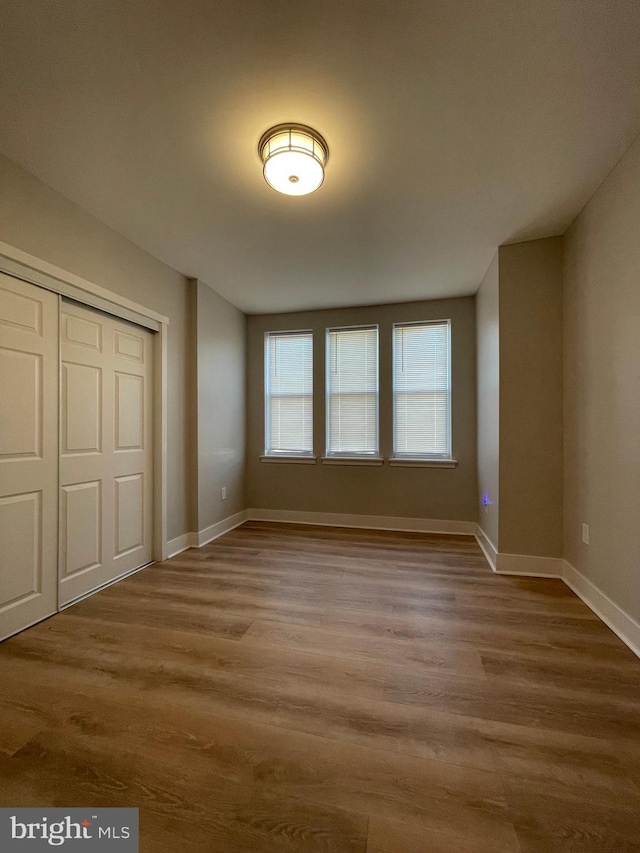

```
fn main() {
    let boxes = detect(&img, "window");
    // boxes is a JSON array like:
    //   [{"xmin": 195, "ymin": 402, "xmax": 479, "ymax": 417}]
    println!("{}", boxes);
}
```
[
  {"xmin": 393, "ymin": 320, "xmax": 451, "ymax": 459},
  {"xmin": 264, "ymin": 331, "xmax": 313, "ymax": 456},
  {"xmin": 326, "ymin": 325, "xmax": 379, "ymax": 456}
]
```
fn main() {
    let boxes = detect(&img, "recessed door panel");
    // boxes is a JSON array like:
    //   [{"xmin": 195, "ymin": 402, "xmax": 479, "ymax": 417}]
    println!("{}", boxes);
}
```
[
  {"xmin": 115, "ymin": 473, "xmax": 144, "ymax": 557},
  {"xmin": 59, "ymin": 301, "xmax": 153, "ymax": 605},
  {"xmin": 0, "ymin": 348, "xmax": 41, "ymax": 461},
  {"xmin": 0, "ymin": 273, "xmax": 58, "ymax": 642},
  {"xmin": 63, "ymin": 314, "xmax": 102, "ymax": 351},
  {"xmin": 0, "ymin": 284, "xmax": 42, "ymax": 336},
  {"xmin": 115, "ymin": 372, "xmax": 144, "ymax": 450},
  {"xmin": 114, "ymin": 330, "xmax": 144, "ymax": 362},
  {"xmin": 61, "ymin": 481, "xmax": 102, "ymax": 577},
  {"xmin": 61, "ymin": 362, "xmax": 102, "ymax": 454},
  {"xmin": 0, "ymin": 492, "xmax": 41, "ymax": 609}
]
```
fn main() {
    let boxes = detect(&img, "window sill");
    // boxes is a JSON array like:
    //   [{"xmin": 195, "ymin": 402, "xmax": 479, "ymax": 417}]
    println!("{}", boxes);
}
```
[
  {"xmin": 389, "ymin": 458, "xmax": 457, "ymax": 468},
  {"xmin": 260, "ymin": 455, "xmax": 317, "ymax": 464},
  {"xmin": 322, "ymin": 456, "xmax": 384, "ymax": 467}
]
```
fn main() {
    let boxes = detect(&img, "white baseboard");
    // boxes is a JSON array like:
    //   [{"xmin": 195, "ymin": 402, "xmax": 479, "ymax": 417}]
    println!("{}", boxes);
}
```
[
  {"xmin": 473, "ymin": 525, "xmax": 639, "ymax": 659},
  {"xmin": 167, "ymin": 514, "xmax": 639, "ymax": 661},
  {"xmin": 166, "ymin": 509, "xmax": 474, "ymax": 559},
  {"xmin": 165, "ymin": 510, "xmax": 250, "ymax": 557},
  {"xmin": 475, "ymin": 527, "xmax": 498, "ymax": 572},
  {"xmin": 562, "ymin": 560, "xmax": 640, "ymax": 659},
  {"xmin": 495, "ymin": 552, "xmax": 563, "ymax": 578},
  {"xmin": 475, "ymin": 526, "xmax": 562, "ymax": 577},
  {"xmin": 247, "ymin": 508, "xmax": 476, "ymax": 536},
  {"xmin": 166, "ymin": 533, "xmax": 190, "ymax": 559},
  {"xmin": 190, "ymin": 510, "xmax": 250, "ymax": 548}
]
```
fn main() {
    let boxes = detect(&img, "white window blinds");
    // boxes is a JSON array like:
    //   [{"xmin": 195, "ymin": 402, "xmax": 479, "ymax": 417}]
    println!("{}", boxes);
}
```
[
  {"xmin": 326, "ymin": 326, "xmax": 379, "ymax": 456},
  {"xmin": 265, "ymin": 331, "xmax": 313, "ymax": 455},
  {"xmin": 393, "ymin": 320, "xmax": 451, "ymax": 458}
]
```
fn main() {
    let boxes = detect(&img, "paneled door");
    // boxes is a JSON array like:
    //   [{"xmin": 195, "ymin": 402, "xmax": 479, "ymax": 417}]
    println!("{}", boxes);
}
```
[
  {"xmin": 59, "ymin": 300, "xmax": 153, "ymax": 605},
  {"xmin": 0, "ymin": 274, "xmax": 59, "ymax": 641}
]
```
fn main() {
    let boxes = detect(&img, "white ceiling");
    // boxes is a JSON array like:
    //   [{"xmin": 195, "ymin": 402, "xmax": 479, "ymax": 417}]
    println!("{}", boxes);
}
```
[{"xmin": 1, "ymin": 1, "xmax": 640, "ymax": 314}]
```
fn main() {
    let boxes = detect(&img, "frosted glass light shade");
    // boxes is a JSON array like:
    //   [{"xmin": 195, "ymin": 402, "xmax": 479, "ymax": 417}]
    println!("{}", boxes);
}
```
[{"xmin": 259, "ymin": 124, "xmax": 329, "ymax": 196}]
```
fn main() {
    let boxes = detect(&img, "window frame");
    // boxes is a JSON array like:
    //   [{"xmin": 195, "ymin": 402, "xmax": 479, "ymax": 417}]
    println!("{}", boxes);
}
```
[
  {"xmin": 392, "ymin": 318, "xmax": 452, "ymax": 461},
  {"xmin": 325, "ymin": 323, "xmax": 380, "ymax": 459},
  {"xmin": 264, "ymin": 329, "xmax": 314, "ymax": 458}
]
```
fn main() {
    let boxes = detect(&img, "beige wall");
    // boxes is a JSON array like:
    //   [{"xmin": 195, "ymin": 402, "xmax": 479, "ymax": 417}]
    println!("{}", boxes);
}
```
[
  {"xmin": 0, "ymin": 154, "xmax": 191, "ymax": 539},
  {"xmin": 475, "ymin": 238, "xmax": 563, "ymax": 559},
  {"xmin": 246, "ymin": 297, "xmax": 477, "ymax": 521},
  {"xmin": 476, "ymin": 252, "xmax": 500, "ymax": 547},
  {"xmin": 499, "ymin": 237, "xmax": 563, "ymax": 558},
  {"xmin": 193, "ymin": 279, "xmax": 246, "ymax": 530},
  {"xmin": 564, "ymin": 135, "xmax": 640, "ymax": 622}
]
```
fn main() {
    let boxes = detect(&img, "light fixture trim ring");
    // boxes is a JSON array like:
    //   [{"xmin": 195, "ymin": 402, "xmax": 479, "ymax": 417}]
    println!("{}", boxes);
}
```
[{"xmin": 258, "ymin": 123, "xmax": 330, "ymax": 166}]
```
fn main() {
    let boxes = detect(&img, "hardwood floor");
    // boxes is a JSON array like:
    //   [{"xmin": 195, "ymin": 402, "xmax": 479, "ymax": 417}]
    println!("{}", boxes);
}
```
[{"xmin": 1, "ymin": 521, "xmax": 639, "ymax": 852}]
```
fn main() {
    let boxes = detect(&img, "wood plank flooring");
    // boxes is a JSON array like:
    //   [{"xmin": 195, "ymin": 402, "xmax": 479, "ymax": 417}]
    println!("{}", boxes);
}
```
[{"xmin": 1, "ymin": 521, "xmax": 639, "ymax": 852}]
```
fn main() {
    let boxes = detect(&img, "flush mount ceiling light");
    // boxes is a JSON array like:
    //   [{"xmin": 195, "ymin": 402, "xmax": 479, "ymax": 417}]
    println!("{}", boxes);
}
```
[{"xmin": 258, "ymin": 123, "xmax": 329, "ymax": 196}]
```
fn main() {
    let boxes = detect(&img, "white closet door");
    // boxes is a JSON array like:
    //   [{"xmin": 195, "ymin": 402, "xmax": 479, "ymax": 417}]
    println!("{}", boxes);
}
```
[
  {"xmin": 0, "ymin": 274, "xmax": 59, "ymax": 641},
  {"xmin": 59, "ymin": 300, "xmax": 153, "ymax": 605}
]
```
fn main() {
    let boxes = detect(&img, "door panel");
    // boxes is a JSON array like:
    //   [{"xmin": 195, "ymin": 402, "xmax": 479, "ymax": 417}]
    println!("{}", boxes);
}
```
[
  {"xmin": 0, "ymin": 273, "xmax": 58, "ymax": 641},
  {"xmin": 115, "ymin": 372, "xmax": 144, "ymax": 450},
  {"xmin": 0, "ymin": 285, "xmax": 43, "ymax": 335},
  {"xmin": 114, "ymin": 473, "xmax": 144, "ymax": 556},
  {"xmin": 59, "ymin": 301, "xmax": 153, "ymax": 605},
  {"xmin": 0, "ymin": 348, "xmax": 42, "ymax": 459},
  {"xmin": 61, "ymin": 481, "xmax": 102, "ymax": 577},
  {"xmin": 0, "ymin": 491, "xmax": 42, "ymax": 603},
  {"xmin": 63, "ymin": 312, "xmax": 102, "ymax": 351},
  {"xmin": 114, "ymin": 329, "xmax": 144, "ymax": 362},
  {"xmin": 61, "ymin": 362, "xmax": 102, "ymax": 454}
]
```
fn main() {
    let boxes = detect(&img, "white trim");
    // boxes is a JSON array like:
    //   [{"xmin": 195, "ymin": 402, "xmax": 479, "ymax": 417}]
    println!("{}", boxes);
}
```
[
  {"xmin": 165, "ymin": 511, "xmax": 251, "ymax": 557},
  {"xmin": 166, "ymin": 515, "xmax": 640, "ymax": 661},
  {"xmin": 260, "ymin": 455, "xmax": 317, "ymax": 464},
  {"xmin": 389, "ymin": 458, "xmax": 457, "ymax": 468},
  {"xmin": 472, "ymin": 527, "xmax": 639, "ymax": 661},
  {"xmin": 247, "ymin": 508, "xmax": 476, "ymax": 535},
  {"xmin": 321, "ymin": 457, "xmax": 384, "ymax": 466},
  {"xmin": 0, "ymin": 240, "xmax": 169, "ymax": 328},
  {"xmin": 475, "ymin": 526, "xmax": 498, "ymax": 572},
  {"xmin": 133, "ymin": 510, "xmax": 253, "ymax": 560},
  {"xmin": 495, "ymin": 552, "xmax": 563, "ymax": 578},
  {"xmin": 562, "ymin": 560, "xmax": 640, "ymax": 659},
  {"xmin": 475, "ymin": 526, "xmax": 562, "ymax": 577},
  {"xmin": 0, "ymin": 239, "xmax": 170, "ymax": 564},
  {"xmin": 154, "ymin": 321, "xmax": 169, "ymax": 561},
  {"xmin": 166, "ymin": 533, "xmax": 190, "ymax": 559},
  {"xmin": 189, "ymin": 510, "xmax": 250, "ymax": 548}
]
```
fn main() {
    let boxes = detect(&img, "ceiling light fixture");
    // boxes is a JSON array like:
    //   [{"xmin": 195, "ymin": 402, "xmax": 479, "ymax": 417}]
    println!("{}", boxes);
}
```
[{"xmin": 258, "ymin": 123, "xmax": 329, "ymax": 196}]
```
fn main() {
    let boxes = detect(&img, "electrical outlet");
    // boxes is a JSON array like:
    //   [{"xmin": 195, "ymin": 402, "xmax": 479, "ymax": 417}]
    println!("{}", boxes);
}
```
[
  {"xmin": 582, "ymin": 523, "xmax": 589, "ymax": 545},
  {"xmin": 221, "ymin": 486, "xmax": 227, "ymax": 501}
]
